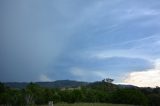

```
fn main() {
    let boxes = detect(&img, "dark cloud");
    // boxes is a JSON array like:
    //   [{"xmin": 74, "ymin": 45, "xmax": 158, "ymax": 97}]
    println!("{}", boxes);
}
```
[{"xmin": 0, "ymin": 0, "xmax": 159, "ymax": 83}]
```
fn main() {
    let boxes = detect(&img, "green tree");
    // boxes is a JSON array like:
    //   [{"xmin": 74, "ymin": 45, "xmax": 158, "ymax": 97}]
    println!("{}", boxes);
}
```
[
  {"xmin": 111, "ymin": 89, "xmax": 148, "ymax": 106},
  {"xmin": 25, "ymin": 82, "xmax": 45, "ymax": 105},
  {"xmin": 72, "ymin": 89, "xmax": 83, "ymax": 102},
  {"xmin": 148, "ymin": 94, "xmax": 160, "ymax": 106}
]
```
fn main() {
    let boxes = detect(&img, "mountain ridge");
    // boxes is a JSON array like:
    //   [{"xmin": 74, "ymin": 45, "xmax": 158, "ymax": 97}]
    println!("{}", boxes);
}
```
[
  {"xmin": 3, "ymin": 80, "xmax": 138, "ymax": 89},
  {"xmin": 3, "ymin": 80, "xmax": 89, "ymax": 89}
]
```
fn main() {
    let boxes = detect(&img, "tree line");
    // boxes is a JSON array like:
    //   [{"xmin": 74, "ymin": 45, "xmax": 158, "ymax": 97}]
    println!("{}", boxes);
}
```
[{"xmin": 0, "ymin": 79, "xmax": 160, "ymax": 106}]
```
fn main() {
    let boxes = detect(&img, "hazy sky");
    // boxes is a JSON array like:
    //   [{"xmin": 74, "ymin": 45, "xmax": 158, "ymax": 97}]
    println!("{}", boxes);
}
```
[{"xmin": 1, "ymin": 0, "xmax": 160, "ymax": 87}]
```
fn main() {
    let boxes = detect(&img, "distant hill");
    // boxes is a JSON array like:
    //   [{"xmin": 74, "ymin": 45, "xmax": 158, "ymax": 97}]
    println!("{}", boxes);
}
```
[
  {"xmin": 3, "ymin": 80, "xmax": 137, "ymax": 89},
  {"xmin": 4, "ymin": 80, "xmax": 89, "ymax": 89}
]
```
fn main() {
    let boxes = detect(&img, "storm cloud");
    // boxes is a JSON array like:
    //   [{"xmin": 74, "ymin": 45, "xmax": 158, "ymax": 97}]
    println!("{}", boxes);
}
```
[{"xmin": 1, "ymin": 0, "xmax": 160, "ymax": 86}]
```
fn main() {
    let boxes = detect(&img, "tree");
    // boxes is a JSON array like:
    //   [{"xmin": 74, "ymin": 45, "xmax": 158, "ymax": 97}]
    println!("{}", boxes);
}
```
[
  {"xmin": 110, "ymin": 89, "xmax": 148, "ymax": 106},
  {"xmin": 72, "ymin": 89, "xmax": 83, "ymax": 102},
  {"xmin": 25, "ymin": 82, "xmax": 45, "ymax": 105},
  {"xmin": 148, "ymin": 94, "xmax": 160, "ymax": 106},
  {"xmin": 0, "ymin": 82, "xmax": 6, "ymax": 94},
  {"xmin": 105, "ymin": 78, "xmax": 114, "ymax": 83}
]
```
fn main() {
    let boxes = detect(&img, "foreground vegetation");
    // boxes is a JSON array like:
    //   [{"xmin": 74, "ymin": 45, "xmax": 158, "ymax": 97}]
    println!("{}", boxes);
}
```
[
  {"xmin": 0, "ymin": 79, "xmax": 160, "ymax": 106},
  {"xmin": 42, "ymin": 103, "xmax": 134, "ymax": 106}
]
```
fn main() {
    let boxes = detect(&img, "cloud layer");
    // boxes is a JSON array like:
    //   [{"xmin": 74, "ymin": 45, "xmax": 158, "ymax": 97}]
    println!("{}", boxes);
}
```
[
  {"xmin": 1, "ymin": 0, "xmax": 160, "ymax": 87},
  {"xmin": 125, "ymin": 60, "xmax": 160, "ymax": 87}
]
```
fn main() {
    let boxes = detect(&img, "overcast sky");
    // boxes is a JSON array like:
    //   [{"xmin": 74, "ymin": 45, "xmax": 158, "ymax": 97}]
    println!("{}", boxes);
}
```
[{"xmin": 1, "ymin": 0, "xmax": 160, "ymax": 87}]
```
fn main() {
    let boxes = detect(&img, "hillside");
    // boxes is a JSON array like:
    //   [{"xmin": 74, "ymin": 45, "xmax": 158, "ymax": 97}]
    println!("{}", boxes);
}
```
[
  {"xmin": 4, "ymin": 80, "xmax": 88, "ymax": 89},
  {"xmin": 4, "ymin": 80, "xmax": 137, "ymax": 89},
  {"xmin": 1, "ymin": 80, "xmax": 159, "ymax": 105}
]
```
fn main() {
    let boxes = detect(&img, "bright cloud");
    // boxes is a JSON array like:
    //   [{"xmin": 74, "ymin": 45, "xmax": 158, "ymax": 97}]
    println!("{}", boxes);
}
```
[
  {"xmin": 119, "ymin": 8, "xmax": 160, "ymax": 21},
  {"xmin": 39, "ymin": 74, "xmax": 51, "ymax": 82},
  {"xmin": 124, "ymin": 59, "xmax": 160, "ymax": 87},
  {"xmin": 91, "ymin": 48, "xmax": 150, "ymax": 61},
  {"xmin": 70, "ymin": 67, "xmax": 108, "ymax": 81}
]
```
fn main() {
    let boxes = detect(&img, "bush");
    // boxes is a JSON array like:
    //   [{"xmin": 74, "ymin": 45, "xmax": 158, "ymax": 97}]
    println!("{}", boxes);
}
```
[
  {"xmin": 148, "ymin": 94, "xmax": 160, "ymax": 106},
  {"xmin": 110, "ymin": 89, "xmax": 148, "ymax": 106}
]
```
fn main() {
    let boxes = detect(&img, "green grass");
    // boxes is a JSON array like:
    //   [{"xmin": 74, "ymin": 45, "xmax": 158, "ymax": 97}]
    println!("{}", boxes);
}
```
[{"xmin": 41, "ymin": 103, "xmax": 135, "ymax": 106}]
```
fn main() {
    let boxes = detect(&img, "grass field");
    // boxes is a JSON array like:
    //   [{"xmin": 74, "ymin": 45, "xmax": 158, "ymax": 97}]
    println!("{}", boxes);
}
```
[{"xmin": 42, "ymin": 103, "xmax": 135, "ymax": 106}]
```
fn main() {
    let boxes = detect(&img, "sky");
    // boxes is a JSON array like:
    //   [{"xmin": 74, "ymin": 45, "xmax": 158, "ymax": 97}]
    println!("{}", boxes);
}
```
[{"xmin": 1, "ymin": 0, "xmax": 160, "ymax": 87}]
